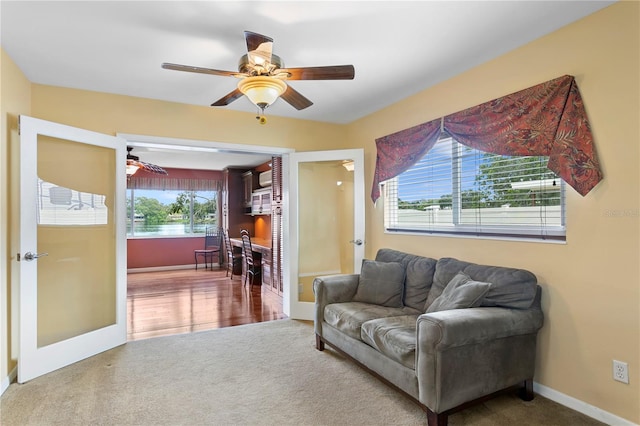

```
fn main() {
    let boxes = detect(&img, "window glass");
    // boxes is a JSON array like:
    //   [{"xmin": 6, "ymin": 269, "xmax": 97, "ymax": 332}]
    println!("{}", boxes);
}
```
[
  {"xmin": 383, "ymin": 137, "xmax": 565, "ymax": 240},
  {"xmin": 126, "ymin": 189, "xmax": 217, "ymax": 237}
]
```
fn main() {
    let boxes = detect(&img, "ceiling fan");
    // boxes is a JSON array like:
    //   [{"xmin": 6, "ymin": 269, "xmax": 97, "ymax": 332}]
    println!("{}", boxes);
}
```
[
  {"xmin": 162, "ymin": 31, "xmax": 355, "ymax": 123},
  {"xmin": 126, "ymin": 147, "xmax": 168, "ymax": 177}
]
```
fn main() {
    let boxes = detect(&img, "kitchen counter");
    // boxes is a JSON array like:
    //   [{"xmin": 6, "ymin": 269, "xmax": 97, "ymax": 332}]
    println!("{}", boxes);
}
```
[{"xmin": 229, "ymin": 237, "xmax": 271, "ymax": 253}]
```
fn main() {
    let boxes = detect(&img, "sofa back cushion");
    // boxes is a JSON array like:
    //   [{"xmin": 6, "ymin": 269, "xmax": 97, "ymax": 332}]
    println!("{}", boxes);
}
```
[
  {"xmin": 375, "ymin": 249, "xmax": 437, "ymax": 311},
  {"xmin": 353, "ymin": 260, "xmax": 405, "ymax": 307},
  {"xmin": 426, "ymin": 257, "xmax": 538, "ymax": 310}
]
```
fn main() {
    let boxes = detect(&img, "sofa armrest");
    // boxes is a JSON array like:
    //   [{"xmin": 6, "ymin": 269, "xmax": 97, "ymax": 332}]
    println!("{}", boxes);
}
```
[
  {"xmin": 417, "ymin": 307, "xmax": 543, "ymax": 351},
  {"xmin": 415, "ymin": 307, "xmax": 543, "ymax": 413},
  {"xmin": 313, "ymin": 274, "xmax": 360, "ymax": 335}
]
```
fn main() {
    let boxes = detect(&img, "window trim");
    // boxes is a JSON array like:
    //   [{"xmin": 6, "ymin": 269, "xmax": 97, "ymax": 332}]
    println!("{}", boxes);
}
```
[{"xmin": 383, "ymin": 226, "xmax": 567, "ymax": 244}]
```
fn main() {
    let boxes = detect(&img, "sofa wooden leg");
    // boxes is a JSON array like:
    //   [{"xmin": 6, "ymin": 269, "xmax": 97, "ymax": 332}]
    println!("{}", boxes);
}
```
[
  {"xmin": 426, "ymin": 409, "xmax": 447, "ymax": 426},
  {"xmin": 518, "ymin": 379, "xmax": 534, "ymax": 401},
  {"xmin": 315, "ymin": 334, "xmax": 325, "ymax": 351}
]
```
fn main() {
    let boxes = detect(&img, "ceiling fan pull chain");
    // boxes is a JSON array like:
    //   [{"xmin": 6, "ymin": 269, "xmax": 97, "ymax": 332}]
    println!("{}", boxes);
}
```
[{"xmin": 256, "ymin": 107, "xmax": 267, "ymax": 125}]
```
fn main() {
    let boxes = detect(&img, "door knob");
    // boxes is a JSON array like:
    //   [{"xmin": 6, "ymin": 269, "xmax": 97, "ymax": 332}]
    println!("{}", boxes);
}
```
[
  {"xmin": 21, "ymin": 252, "xmax": 49, "ymax": 262},
  {"xmin": 349, "ymin": 239, "xmax": 363, "ymax": 246}
]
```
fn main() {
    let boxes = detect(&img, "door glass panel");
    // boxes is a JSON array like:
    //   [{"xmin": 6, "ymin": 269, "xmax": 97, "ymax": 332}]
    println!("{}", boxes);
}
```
[
  {"xmin": 297, "ymin": 160, "xmax": 354, "ymax": 302},
  {"xmin": 37, "ymin": 135, "xmax": 117, "ymax": 347}
]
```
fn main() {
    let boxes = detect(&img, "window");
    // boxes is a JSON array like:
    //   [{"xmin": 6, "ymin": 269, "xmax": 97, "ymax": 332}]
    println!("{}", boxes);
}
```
[
  {"xmin": 383, "ymin": 137, "xmax": 565, "ymax": 240},
  {"xmin": 126, "ymin": 189, "xmax": 217, "ymax": 237}
]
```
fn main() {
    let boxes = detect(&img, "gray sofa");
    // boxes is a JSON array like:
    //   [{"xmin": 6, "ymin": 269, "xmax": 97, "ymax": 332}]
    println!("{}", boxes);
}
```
[{"xmin": 313, "ymin": 248, "xmax": 544, "ymax": 426}]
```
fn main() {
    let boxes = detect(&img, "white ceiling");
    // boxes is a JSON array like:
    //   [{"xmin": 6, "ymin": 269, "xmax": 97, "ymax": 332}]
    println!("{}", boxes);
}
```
[
  {"xmin": 1, "ymin": 0, "xmax": 615, "ymax": 170},
  {"xmin": 127, "ymin": 144, "xmax": 274, "ymax": 171}
]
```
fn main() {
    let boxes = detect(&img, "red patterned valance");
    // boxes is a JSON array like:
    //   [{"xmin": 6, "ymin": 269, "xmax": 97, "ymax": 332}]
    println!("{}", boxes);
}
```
[{"xmin": 371, "ymin": 75, "xmax": 602, "ymax": 202}]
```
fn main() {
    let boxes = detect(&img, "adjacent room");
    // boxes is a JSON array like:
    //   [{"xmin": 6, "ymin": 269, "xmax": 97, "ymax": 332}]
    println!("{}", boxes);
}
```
[
  {"xmin": 1, "ymin": 1, "xmax": 638, "ymax": 425},
  {"xmin": 122, "ymin": 144, "xmax": 288, "ymax": 340}
]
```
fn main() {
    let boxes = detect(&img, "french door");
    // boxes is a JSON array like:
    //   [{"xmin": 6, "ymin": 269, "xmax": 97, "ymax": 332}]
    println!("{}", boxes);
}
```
[
  {"xmin": 18, "ymin": 116, "xmax": 127, "ymax": 383},
  {"xmin": 284, "ymin": 149, "xmax": 365, "ymax": 320}
]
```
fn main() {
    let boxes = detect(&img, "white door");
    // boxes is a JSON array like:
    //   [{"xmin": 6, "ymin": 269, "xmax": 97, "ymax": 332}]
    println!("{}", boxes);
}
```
[
  {"xmin": 18, "ymin": 116, "xmax": 127, "ymax": 383},
  {"xmin": 284, "ymin": 149, "xmax": 365, "ymax": 319}
]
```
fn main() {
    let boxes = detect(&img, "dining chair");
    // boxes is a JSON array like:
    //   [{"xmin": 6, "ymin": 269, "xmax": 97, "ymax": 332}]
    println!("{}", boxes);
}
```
[
  {"xmin": 223, "ymin": 228, "xmax": 243, "ymax": 279},
  {"xmin": 194, "ymin": 226, "xmax": 221, "ymax": 270},
  {"xmin": 240, "ymin": 230, "xmax": 261, "ymax": 289}
]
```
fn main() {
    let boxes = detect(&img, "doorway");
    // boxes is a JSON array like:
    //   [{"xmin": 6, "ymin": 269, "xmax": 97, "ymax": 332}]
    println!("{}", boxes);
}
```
[{"xmin": 119, "ymin": 133, "xmax": 293, "ymax": 338}]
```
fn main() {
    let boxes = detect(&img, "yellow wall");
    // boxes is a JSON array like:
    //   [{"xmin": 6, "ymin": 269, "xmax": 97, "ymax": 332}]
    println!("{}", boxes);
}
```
[
  {"xmin": 1, "ymin": 2, "xmax": 639, "ymax": 423},
  {"xmin": 1, "ymin": 47, "xmax": 32, "ymax": 387},
  {"xmin": 30, "ymin": 84, "xmax": 347, "ymax": 152},
  {"xmin": 347, "ymin": 2, "xmax": 639, "ymax": 422}
]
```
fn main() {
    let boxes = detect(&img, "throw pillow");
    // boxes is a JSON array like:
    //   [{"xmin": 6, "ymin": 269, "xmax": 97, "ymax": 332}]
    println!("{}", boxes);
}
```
[
  {"xmin": 353, "ymin": 260, "xmax": 405, "ymax": 308},
  {"xmin": 426, "ymin": 271, "xmax": 491, "ymax": 313}
]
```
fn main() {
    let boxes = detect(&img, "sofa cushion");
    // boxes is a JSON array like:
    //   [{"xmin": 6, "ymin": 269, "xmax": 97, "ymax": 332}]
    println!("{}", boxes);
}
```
[
  {"xmin": 361, "ymin": 315, "xmax": 418, "ymax": 369},
  {"xmin": 425, "ymin": 258, "xmax": 538, "ymax": 311},
  {"xmin": 324, "ymin": 302, "xmax": 419, "ymax": 341},
  {"xmin": 426, "ymin": 271, "xmax": 492, "ymax": 313},
  {"xmin": 375, "ymin": 248, "xmax": 437, "ymax": 311},
  {"xmin": 353, "ymin": 260, "xmax": 405, "ymax": 308}
]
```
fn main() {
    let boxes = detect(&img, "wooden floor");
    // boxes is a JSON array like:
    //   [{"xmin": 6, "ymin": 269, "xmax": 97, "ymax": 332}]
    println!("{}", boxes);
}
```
[{"xmin": 127, "ymin": 267, "xmax": 287, "ymax": 341}]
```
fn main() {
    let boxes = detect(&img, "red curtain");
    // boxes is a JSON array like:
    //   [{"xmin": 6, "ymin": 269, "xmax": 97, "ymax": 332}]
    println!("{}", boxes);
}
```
[
  {"xmin": 370, "ymin": 118, "xmax": 442, "ymax": 202},
  {"xmin": 371, "ymin": 75, "xmax": 602, "ymax": 202}
]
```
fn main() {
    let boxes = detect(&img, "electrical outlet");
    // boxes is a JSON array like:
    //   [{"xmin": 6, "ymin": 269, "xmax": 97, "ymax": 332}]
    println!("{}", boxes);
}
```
[{"xmin": 613, "ymin": 360, "xmax": 629, "ymax": 384}]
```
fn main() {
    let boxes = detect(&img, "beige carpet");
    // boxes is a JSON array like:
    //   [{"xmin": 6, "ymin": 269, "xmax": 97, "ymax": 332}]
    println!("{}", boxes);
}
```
[{"xmin": 1, "ymin": 319, "xmax": 603, "ymax": 426}]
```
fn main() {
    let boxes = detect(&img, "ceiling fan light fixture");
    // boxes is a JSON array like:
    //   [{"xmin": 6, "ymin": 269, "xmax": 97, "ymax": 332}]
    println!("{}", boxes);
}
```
[
  {"xmin": 126, "ymin": 147, "xmax": 168, "ymax": 177},
  {"xmin": 126, "ymin": 160, "xmax": 141, "ymax": 176},
  {"xmin": 342, "ymin": 160, "xmax": 355, "ymax": 172},
  {"xmin": 238, "ymin": 76, "xmax": 287, "ymax": 110}
]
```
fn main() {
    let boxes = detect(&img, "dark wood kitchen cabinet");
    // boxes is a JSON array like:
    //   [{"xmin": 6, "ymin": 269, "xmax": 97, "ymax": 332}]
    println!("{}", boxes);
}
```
[
  {"xmin": 242, "ymin": 170, "xmax": 258, "ymax": 210},
  {"xmin": 222, "ymin": 167, "xmax": 254, "ymax": 237}
]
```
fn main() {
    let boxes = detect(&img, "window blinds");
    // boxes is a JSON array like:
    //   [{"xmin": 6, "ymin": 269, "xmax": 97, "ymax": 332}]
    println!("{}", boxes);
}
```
[{"xmin": 384, "ymin": 137, "xmax": 565, "ymax": 240}]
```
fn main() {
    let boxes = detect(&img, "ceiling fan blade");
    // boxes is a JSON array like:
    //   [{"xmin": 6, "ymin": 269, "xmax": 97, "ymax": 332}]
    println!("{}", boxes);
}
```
[
  {"xmin": 211, "ymin": 88, "xmax": 244, "ymax": 107},
  {"xmin": 244, "ymin": 31, "xmax": 273, "ymax": 67},
  {"xmin": 162, "ymin": 62, "xmax": 244, "ymax": 78},
  {"xmin": 137, "ymin": 161, "xmax": 168, "ymax": 175},
  {"xmin": 278, "ymin": 65, "xmax": 355, "ymax": 80},
  {"xmin": 127, "ymin": 159, "xmax": 168, "ymax": 175},
  {"xmin": 280, "ymin": 85, "xmax": 313, "ymax": 110}
]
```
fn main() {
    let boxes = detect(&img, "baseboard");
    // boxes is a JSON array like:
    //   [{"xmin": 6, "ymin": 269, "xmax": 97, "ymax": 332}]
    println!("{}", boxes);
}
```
[
  {"xmin": 1, "ymin": 375, "xmax": 8, "ymax": 395},
  {"xmin": 534, "ymin": 382, "xmax": 638, "ymax": 426},
  {"xmin": 1, "ymin": 366, "xmax": 17, "ymax": 395},
  {"xmin": 127, "ymin": 264, "xmax": 221, "ymax": 273}
]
